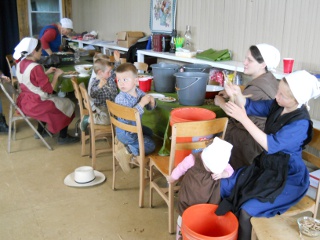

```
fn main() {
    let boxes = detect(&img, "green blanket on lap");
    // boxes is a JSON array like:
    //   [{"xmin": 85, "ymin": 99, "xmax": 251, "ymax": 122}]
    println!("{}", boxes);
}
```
[{"xmin": 196, "ymin": 48, "xmax": 232, "ymax": 61}]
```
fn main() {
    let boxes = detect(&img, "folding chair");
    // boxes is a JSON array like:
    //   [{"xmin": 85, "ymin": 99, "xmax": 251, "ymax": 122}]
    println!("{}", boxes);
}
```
[
  {"xmin": 0, "ymin": 78, "xmax": 53, "ymax": 153},
  {"xmin": 149, "ymin": 118, "xmax": 229, "ymax": 233}
]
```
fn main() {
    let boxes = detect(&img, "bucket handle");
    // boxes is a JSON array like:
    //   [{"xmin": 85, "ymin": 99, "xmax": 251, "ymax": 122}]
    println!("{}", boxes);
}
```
[{"xmin": 175, "ymin": 77, "xmax": 203, "ymax": 91}]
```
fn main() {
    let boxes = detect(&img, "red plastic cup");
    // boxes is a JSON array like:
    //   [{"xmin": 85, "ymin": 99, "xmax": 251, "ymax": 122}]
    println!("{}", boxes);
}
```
[
  {"xmin": 138, "ymin": 75, "xmax": 153, "ymax": 92},
  {"xmin": 283, "ymin": 58, "xmax": 294, "ymax": 73}
]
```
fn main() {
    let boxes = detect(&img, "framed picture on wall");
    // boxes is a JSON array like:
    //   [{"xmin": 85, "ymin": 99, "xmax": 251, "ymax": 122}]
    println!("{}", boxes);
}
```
[{"xmin": 150, "ymin": 0, "xmax": 177, "ymax": 34}]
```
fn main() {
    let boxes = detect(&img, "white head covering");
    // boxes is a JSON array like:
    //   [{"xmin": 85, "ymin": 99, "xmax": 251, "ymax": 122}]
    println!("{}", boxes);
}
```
[
  {"xmin": 201, "ymin": 137, "xmax": 233, "ymax": 174},
  {"xmin": 60, "ymin": 18, "xmax": 73, "ymax": 29},
  {"xmin": 256, "ymin": 43, "xmax": 281, "ymax": 72},
  {"xmin": 13, "ymin": 37, "xmax": 38, "ymax": 60},
  {"xmin": 285, "ymin": 70, "xmax": 320, "ymax": 110}
]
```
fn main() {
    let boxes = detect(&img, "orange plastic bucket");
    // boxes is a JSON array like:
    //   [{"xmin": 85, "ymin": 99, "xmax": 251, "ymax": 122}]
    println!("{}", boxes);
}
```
[
  {"xmin": 182, "ymin": 204, "xmax": 238, "ymax": 240},
  {"xmin": 170, "ymin": 107, "xmax": 216, "ymax": 166}
]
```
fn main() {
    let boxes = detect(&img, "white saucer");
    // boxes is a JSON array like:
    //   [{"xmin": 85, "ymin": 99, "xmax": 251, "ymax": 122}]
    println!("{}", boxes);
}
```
[
  {"xmin": 158, "ymin": 97, "xmax": 176, "ymax": 102},
  {"xmin": 79, "ymin": 73, "xmax": 89, "ymax": 77},
  {"xmin": 148, "ymin": 93, "xmax": 165, "ymax": 99}
]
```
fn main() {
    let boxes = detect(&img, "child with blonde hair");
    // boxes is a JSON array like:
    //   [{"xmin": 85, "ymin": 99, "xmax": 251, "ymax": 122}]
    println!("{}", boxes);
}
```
[
  {"xmin": 80, "ymin": 51, "xmax": 120, "ymax": 129},
  {"xmin": 114, "ymin": 63, "xmax": 156, "ymax": 173}
]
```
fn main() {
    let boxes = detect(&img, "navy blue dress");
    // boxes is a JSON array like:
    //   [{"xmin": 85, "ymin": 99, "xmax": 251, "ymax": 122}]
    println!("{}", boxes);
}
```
[{"xmin": 220, "ymin": 99, "xmax": 310, "ymax": 217}]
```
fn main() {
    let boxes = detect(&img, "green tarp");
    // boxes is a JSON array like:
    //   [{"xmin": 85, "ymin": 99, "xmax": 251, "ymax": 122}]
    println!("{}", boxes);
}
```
[{"xmin": 196, "ymin": 48, "xmax": 232, "ymax": 62}]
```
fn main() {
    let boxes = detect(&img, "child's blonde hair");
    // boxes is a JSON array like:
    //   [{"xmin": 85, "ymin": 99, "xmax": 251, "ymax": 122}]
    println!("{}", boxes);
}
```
[
  {"xmin": 93, "ymin": 52, "xmax": 109, "ymax": 62},
  {"xmin": 93, "ymin": 58, "xmax": 113, "ymax": 74},
  {"xmin": 115, "ymin": 63, "xmax": 138, "ymax": 77}
]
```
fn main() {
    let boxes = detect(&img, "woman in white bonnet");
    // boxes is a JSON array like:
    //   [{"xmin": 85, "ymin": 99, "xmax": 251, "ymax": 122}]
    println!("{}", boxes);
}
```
[
  {"xmin": 39, "ymin": 18, "xmax": 73, "ymax": 56},
  {"xmin": 14, "ymin": 37, "xmax": 79, "ymax": 145},
  {"xmin": 215, "ymin": 70, "xmax": 320, "ymax": 240},
  {"xmin": 215, "ymin": 44, "xmax": 281, "ymax": 170}
]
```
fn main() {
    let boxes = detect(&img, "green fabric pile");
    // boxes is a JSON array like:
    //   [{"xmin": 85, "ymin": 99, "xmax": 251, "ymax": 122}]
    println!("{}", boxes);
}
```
[{"xmin": 196, "ymin": 49, "xmax": 232, "ymax": 61}]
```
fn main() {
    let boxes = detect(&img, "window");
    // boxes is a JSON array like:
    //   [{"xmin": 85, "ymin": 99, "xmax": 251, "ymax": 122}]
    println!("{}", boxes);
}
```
[{"xmin": 28, "ymin": 0, "xmax": 62, "ymax": 37}]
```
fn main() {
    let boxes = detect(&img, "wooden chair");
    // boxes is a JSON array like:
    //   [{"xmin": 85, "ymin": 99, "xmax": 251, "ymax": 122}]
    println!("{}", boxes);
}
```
[
  {"xmin": 134, "ymin": 62, "xmax": 148, "ymax": 72},
  {"xmin": 71, "ymin": 78, "xmax": 90, "ymax": 156},
  {"xmin": 251, "ymin": 127, "xmax": 320, "ymax": 240},
  {"xmin": 149, "ymin": 117, "xmax": 229, "ymax": 233},
  {"xmin": 0, "ymin": 78, "xmax": 53, "ymax": 152},
  {"xmin": 78, "ymin": 83, "xmax": 112, "ymax": 169},
  {"xmin": 106, "ymin": 100, "xmax": 152, "ymax": 208}
]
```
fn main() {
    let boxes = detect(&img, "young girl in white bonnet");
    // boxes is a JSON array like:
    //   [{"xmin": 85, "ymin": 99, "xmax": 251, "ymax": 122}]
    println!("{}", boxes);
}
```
[
  {"xmin": 216, "ymin": 70, "xmax": 320, "ymax": 240},
  {"xmin": 167, "ymin": 137, "xmax": 234, "ymax": 238}
]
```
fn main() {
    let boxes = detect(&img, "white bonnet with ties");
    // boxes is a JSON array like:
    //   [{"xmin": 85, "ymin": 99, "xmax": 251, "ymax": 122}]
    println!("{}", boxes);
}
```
[
  {"xmin": 285, "ymin": 70, "xmax": 320, "ymax": 110},
  {"xmin": 201, "ymin": 137, "xmax": 233, "ymax": 174},
  {"xmin": 60, "ymin": 18, "xmax": 73, "ymax": 29},
  {"xmin": 13, "ymin": 37, "xmax": 38, "ymax": 60},
  {"xmin": 256, "ymin": 43, "xmax": 281, "ymax": 72}
]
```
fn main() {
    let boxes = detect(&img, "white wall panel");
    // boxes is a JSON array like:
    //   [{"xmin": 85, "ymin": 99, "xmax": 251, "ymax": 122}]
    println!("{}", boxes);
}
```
[{"xmin": 72, "ymin": 0, "xmax": 320, "ymax": 120}]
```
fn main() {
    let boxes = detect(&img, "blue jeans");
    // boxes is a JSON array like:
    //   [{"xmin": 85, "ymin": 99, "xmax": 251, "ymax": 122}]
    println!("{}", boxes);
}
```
[{"xmin": 116, "ymin": 125, "xmax": 156, "ymax": 156}]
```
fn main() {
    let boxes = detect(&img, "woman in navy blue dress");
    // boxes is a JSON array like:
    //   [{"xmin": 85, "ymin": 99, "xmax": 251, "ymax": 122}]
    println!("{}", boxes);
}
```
[{"xmin": 214, "ymin": 70, "xmax": 320, "ymax": 240}]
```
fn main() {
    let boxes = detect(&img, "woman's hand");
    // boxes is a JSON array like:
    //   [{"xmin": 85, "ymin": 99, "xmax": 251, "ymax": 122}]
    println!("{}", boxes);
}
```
[
  {"xmin": 53, "ymin": 68, "xmax": 63, "ymax": 78},
  {"xmin": 218, "ymin": 90, "xmax": 228, "ymax": 98},
  {"xmin": 214, "ymin": 95, "xmax": 226, "ymax": 107},
  {"xmin": 45, "ymin": 67, "xmax": 57, "ymax": 75},
  {"xmin": 224, "ymin": 101, "xmax": 248, "ymax": 123},
  {"xmin": 224, "ymin": 82, "xmax": 242, "ymax": 97},
  {"xmin": 0, "ymin": 74, "xmax": 10, "ymax": 82}
]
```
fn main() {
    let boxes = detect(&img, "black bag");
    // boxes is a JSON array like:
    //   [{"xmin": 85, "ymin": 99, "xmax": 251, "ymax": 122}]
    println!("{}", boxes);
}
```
[{"xmin": 38, "ymin": 54, "xmax": 61, "ymax": 68}]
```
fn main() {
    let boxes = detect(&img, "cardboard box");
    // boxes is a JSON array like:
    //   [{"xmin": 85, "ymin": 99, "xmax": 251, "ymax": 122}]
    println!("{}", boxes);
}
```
[{"xmin": 116, "ymin": 31, "xmax": 144, "ymax": 48}]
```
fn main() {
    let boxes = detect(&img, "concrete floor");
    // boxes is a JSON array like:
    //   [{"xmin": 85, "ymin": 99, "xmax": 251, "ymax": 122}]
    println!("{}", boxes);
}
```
[{"xmin": 0, "ymin": 91, "xmax": 177, "ymax": 240}]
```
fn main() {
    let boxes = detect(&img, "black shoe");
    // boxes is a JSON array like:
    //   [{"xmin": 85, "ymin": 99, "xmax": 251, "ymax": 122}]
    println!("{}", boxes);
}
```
[
  {"xmin": 80, "ymin": 115, "xmax": 89, "ymax": 131},
  {"xmin": 0, "ymin": 122, "xmax": 9, "ymax": 133},
  {"xmin": 34, "ymin": 131, "xmax": 50, "ymax": 139},
  {"xmin": 58, "ymin": 134, "xmax": 80, "ymax": 145}
]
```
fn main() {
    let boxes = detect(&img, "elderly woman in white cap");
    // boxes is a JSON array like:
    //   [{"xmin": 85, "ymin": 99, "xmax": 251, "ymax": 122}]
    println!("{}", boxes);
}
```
[
  {"xmin": 13, "ymin": 37, "xmax": 79, "ymax": 145},
  {"xmin": 215, "ymin": 70, "xmax": 320, "ymax": 239},
  {"xmin": 215, "ymin": 43, "xmax": 280, "ymax": 170},
  {"xmin": 39, "ymin": 18, "xmax": 73, "ymax": 56}
]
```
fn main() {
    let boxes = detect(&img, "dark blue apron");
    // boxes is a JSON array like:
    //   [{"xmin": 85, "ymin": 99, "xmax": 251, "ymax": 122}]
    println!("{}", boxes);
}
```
[{"xmin": 39, "ymin": 25, "xmax": 61, "ymax": 56}]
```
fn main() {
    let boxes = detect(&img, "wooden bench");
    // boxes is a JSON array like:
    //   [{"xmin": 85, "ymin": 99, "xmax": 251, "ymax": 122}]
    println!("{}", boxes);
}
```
[{"xmin": 251, "ymin": 215, "xmax": 315, "ymax": 240}]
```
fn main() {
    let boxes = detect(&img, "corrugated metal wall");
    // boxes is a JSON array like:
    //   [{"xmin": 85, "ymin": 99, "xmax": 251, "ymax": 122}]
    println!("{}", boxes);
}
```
[{"xmin": 72, "ymin": 0, "xmax": 320, "ymax": 120}]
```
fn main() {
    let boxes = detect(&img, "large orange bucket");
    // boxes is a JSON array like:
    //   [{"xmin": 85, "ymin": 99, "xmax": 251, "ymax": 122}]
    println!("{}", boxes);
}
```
[
  {"xmin": 182, "ymin": 204, "xmax": 238, "ymax": 240},
  {"xmin": 170, "ymin": 107, "xmax": 216, "ymax": 166}
]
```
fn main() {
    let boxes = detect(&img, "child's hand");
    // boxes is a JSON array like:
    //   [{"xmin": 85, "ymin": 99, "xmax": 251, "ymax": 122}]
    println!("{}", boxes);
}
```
[
  {"xmin": 139, "ymin": 94, "xmax": 151, "ymax": 107},
  {"xmin": 149, "ymin": 95, "xmax": 155, "ymax": 108},
  {"xmin": 98, "ymin": 78, "xmax": 107, "ymax": 88},
  {"xmin": 211, "ymin": 170, "xmax": 229, "ymax": 180},
  {"xmin": 114, "ymin": 50, "xmax": 120, "ymax": 62},
  {"xmin": 166, "ymin": 176, "xmax": 176, "ymax": 184}
]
